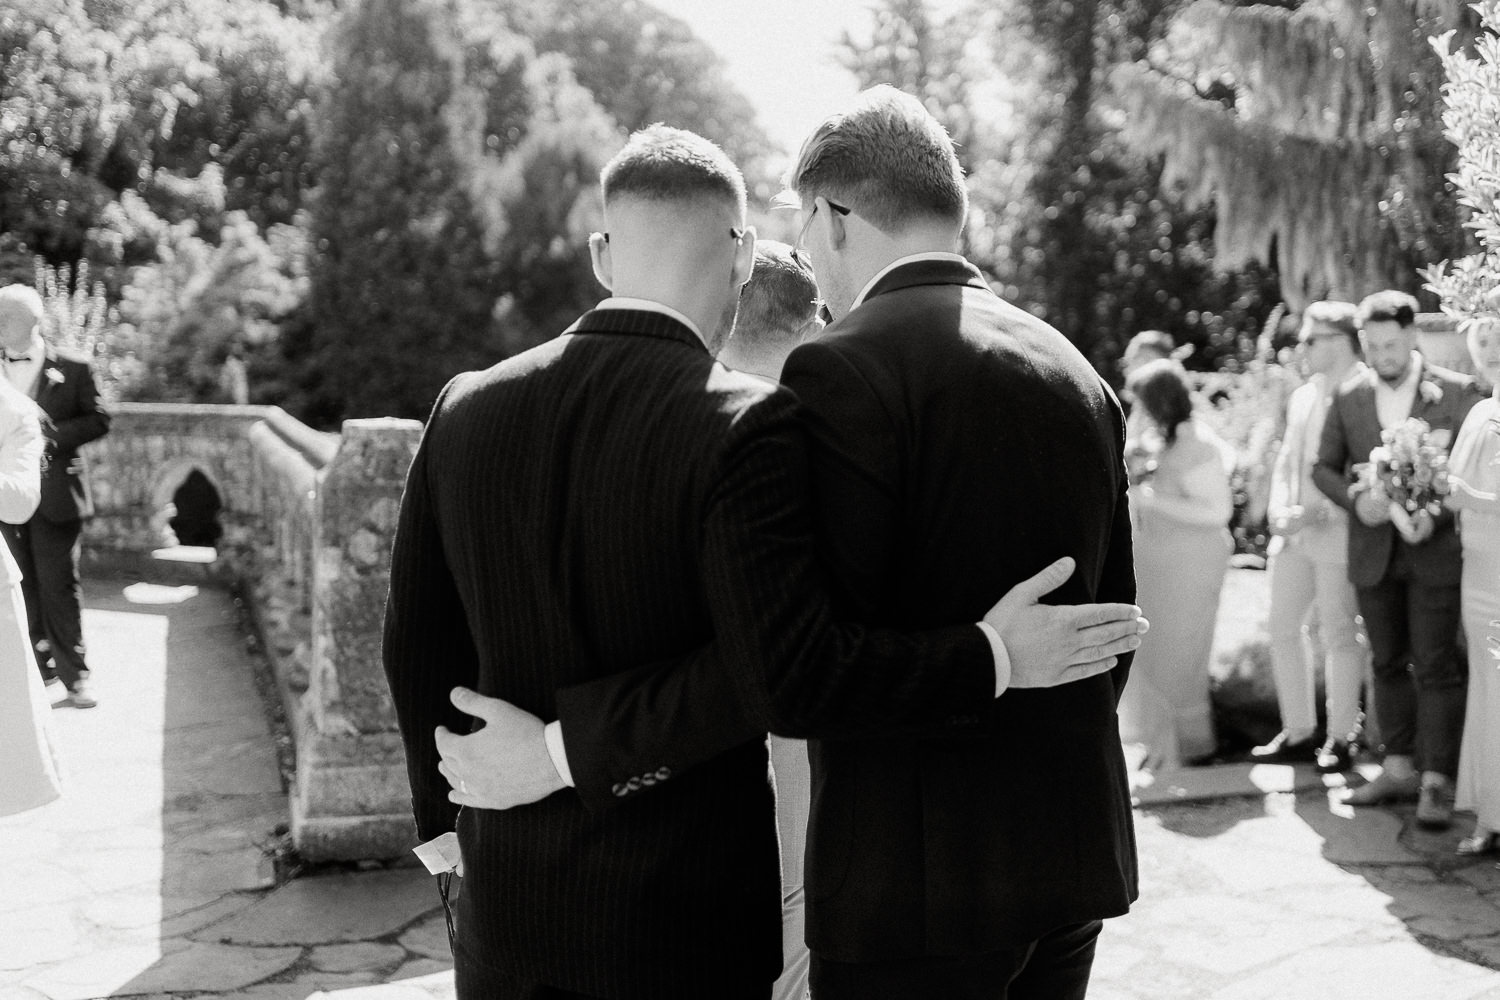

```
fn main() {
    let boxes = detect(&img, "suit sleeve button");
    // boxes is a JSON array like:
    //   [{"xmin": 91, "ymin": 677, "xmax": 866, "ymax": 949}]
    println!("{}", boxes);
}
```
[
  {"xmin": 655, "ymin": 767, "xmax": 672, "ymax": 781},
  {"xmin": 611, "ymin": 783, "xmax": 628, "ymax": 797},
  {"xmin": 627, "ymin": 777, "xmax": 642, "ymax": 791}
]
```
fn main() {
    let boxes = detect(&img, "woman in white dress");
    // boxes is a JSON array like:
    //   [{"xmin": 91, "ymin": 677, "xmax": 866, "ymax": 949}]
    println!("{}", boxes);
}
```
[
  {"xmin": 1447, "ymin": 314, "xmax": 1500, "ymax": 855},
  {"xmin": 1119, "ymin": 359, "xmax": 1236, "ymax": 768},
  {"xmin": 0, "ymin": 374, "xmax": 59, "ymax": 817}
]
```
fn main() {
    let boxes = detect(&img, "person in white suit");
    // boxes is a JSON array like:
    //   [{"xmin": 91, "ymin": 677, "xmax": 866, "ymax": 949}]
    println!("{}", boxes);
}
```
[
  {"xmin": 1252, "ymin": 301, "xmax": 1371, "ymax": 771},
  {"xmin": 0, "ymin": 371, "xmax": 59, "ymax": 816}
]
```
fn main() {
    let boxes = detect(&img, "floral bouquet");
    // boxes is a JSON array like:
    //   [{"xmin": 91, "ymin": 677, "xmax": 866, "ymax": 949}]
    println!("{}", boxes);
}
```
[{"xmin": 1353, "ymin": 418, "xmax": 1453, "ymax": 531}]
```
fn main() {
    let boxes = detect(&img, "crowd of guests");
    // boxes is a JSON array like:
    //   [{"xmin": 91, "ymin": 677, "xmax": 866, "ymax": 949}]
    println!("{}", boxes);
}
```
[{"xmin": 1119, "ymin": 289, "xmax": 1500, "ymax": 850}]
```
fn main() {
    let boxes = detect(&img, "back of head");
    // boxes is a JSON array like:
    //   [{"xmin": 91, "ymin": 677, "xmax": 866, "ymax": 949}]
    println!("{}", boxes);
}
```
[
  {"xmin": 1127, "ymin": 329, "xmax": 1174, "ymax": 360},
  {"xmin": 601, "ymin": 124, "xmax": 746, "ymax": 218},
  {"xmin": 1357, "ymin": 290, "xmax": 1418, "ymax": 329},
  {"xmin": 0, "ymin": 284, "xmax": 45, "ymax": 350},
  {"xmin": 1126, "ymin": 358, "xmax": 1193, "ymax": 442},
  {"xmin": 783, "ymin": 85, "xmax": 967, "ymax": 232},
  {"xmin": 1300, "ymin": 300, "xmax": 1361, "ymax": 350},
  {"xmin": 735, "ymin": 241, "xmax": 819, "ymax": 351}
]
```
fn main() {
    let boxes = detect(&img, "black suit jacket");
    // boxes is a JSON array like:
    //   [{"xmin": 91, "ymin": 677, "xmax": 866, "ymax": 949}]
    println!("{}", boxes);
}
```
[
  {"xmin": 1312, "ymin": 362, "xmax": 1481, "ymax": 588},
  {"xmin": 30, "ymin": 347, "xmax": 109, "ymax": 523},
  {"xmin": 782, "ymin": 259, "xmax": 1138, "ymax": 959},
  {"xmin": 382, "ymin": 307, "xmax": 993, "ymax": 997},
  {"xmin": 552, "ymin": 261, "xmax": 1139, "ymax": 962}
]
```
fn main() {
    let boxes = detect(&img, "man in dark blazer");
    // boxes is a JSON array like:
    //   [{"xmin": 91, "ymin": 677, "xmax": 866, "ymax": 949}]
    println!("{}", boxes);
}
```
[
  {"xmin": 0, "ymin": 284, "xmax": 109, "ymax": 710},
  {"xmin": 439, "ymin": 92, "xmax": 1139, "ymax": 1000},
  {"xmin": 1313, "ymin": 290, "xmax": 1483, "ymax": 828},
  {"xmin": 384, "ymin": 127, "xmax": 1141, "ymax": 1000}
]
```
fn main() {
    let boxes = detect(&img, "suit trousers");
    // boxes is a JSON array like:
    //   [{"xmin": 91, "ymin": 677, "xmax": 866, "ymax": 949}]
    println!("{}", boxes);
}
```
[
  {"xmin": 4, "ymin": 517, "xmax": 88, "ymax": 689},
  {"xmin": 809, "ymin": 920, "xmax": 1102, "ymax": 1000},
  {"xmin": 1355, "ymin": 544, "xmax": 1467, "ymax": 777},
  {"xmin": 1266, "ymin": 543, "xmax": 1367, "ymax": 738}
]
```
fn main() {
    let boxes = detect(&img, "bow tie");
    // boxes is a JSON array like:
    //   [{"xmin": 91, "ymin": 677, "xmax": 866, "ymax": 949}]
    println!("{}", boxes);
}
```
[{"xmin": 3, "ymin": 354, "xmax": 30, "ymax": 363}]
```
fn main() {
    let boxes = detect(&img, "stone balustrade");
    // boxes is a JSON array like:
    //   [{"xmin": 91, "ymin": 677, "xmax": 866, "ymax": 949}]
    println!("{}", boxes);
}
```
[{"xmin": 82, "ymin": 403, "xmax": 422, "ymax": 862}]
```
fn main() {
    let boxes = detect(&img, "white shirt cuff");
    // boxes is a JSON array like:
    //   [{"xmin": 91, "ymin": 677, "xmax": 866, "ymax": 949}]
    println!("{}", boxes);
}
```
[
  {"xmin": 976, "ymin": 622, "xmax": 1011, "ymax": 696},
  {"xmin": 542, "ymin": 720, "xmax": 575, "ymax": 787}
]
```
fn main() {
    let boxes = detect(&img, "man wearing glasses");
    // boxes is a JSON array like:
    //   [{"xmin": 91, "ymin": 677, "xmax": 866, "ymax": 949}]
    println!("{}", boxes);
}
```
[{"xmin": 385, "ymin": 124, "xmax": 1144, "ymax": 1000}]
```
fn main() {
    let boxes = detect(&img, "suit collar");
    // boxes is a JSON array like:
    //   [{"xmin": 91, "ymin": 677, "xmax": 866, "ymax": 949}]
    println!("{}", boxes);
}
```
[
  {"xmin": 569, "ymin": 305, "xmax": 709, "ymax": 355},
  {"xmin": 854, "ymin": 254, "xmax": 990, "ymax": 309}
]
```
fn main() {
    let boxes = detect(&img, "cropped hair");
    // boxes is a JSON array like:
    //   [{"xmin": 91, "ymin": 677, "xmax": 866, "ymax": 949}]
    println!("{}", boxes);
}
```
[
  {"xmin": 1357, "ymin": 290, "xmax": 1418, "ymax": 329},
  {"xmin": 1126, "ymin": 358, "xmax": 1194, "ymax": 445},
  {"xmin": 0, "ymin": 284, "xmax": 45, "ymax": 326},
  {"xmin": 1301, "ymin": 300, "xmax": 1361, "ymax": 350},
  {"xmin": 600, "ymin": 124, "xmax": 746, "ymax": 216},
  {"xmin": 1127, "ymin": 329, "xmax": 1175, "ymax": 358},
  {"xmin": 736, "ymin": 241, "xmax": 819, "ymax": 348},
  {"xmin": 783, "ymin": 85, "xmax": 967, "ymax": 231}
]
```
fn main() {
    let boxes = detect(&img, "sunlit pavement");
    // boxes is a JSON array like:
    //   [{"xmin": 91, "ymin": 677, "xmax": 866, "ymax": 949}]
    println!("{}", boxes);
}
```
[{"xmin": 2, "ymin": 575, "xmax": 1499, "ymax": 1000}]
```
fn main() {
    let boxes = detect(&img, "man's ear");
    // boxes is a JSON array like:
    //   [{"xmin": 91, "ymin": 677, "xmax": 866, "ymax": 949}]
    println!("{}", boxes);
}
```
[
  {"xmin": 796, "ymin": 314, "xmax": 825, "ymax": 344},
  {"xmin": 731, "ymin": 226, "xmax": 757, "ymax": 290},
  {"xmin": 588, "ymin": 232, "xmax": 612, "ymax": 291}
]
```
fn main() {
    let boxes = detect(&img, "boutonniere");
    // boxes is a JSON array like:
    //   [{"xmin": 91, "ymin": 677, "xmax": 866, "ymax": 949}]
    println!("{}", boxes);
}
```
[
  {"xmin": 1418, "ymin": 380, "xmax": 1443, "ymax": 406},
  {"xmin": 44, "ymin": 367, "xmax": 63, "ymax": 386}
]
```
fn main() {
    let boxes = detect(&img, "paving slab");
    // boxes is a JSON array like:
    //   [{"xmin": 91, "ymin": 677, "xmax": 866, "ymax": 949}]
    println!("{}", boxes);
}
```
[
  {"xmin": 308, "ymin": 943, "xmax": 409, "ymax": 974},
  {"xmin": 1203, "ymin": 941, "xmax": 1500, "ymax": 1000},
  {"xmin": 201, "ymin": 869, "xmax": 441, "ymax": 946}
]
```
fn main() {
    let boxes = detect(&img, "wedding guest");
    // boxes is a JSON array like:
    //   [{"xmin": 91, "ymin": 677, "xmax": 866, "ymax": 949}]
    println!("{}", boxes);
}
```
[
  {"xmin": 1120, "ymin": 358, "xmax": 1235, "ymax": 769},
  {"xmin": 1447, "ymin": 311, "xmax": 1500, "ymax": 854},
  {"xmin": 1120, "ymin": 329, "xmax": 1176, "ymax": 380},
  {"xmin": 0, "ymin": 372, "xmax": 60, "ymax": 817},
  {"xmin": 1314, "ymin": 290, "xmax": 1483, "ymax": 828},
  {"xmin": 0, "ymin": 284, "xmax": 110, "ymax": 710},
  {"xmin": 717, "ymin": 239, "xmax": 823, "ymax": 1000},
  {"xmin": 1251, "ymin": 302, "xmax": 1370, "ymax": 770},
  {"xmin": 1121, "ymin": 329, "xmax": 1178, "ymax": 442}
]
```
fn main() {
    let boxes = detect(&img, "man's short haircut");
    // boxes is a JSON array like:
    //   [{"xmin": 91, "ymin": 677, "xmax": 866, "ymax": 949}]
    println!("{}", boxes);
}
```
[
  {"xmin": 1301, "ymin": 300, "xmax": 1361, "ymax": 350},
  {"xmin": 0, "ymin": 284, "xmax": 45, "ymax": 326},
  {"xmin": 1358, "ymin": 290, "xmax": 1418, "ymax": 329},
  {"xmin": 600, "ymin": 124, "xmax": 746, "ymax": 216},
  {"xmin": 736, "ymin": 241, "xmax": 819, "ymax": 348},
  {"xmin": 783, "ymin": 85, "xmax": 967, "ymax": 231},
  {"xmin": 1127, "ymin": 329, "xmax": 1175, "ymax": 358}
]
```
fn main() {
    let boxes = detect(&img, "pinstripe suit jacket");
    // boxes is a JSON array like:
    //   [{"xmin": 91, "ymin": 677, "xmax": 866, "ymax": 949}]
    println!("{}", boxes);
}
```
[
  {"xmin": 549, "ymin": 261, "xmax": 1140, "ymax": 964},
  {"xmin": 382, "ymin": 307, "xmax": 993, "ymax": 997}
]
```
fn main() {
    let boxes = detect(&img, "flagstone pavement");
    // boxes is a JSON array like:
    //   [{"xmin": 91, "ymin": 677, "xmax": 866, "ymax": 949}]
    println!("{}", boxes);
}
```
[{"xmin": 2, "ymin": 575, "xmax": 1499, "ymax": 1000}]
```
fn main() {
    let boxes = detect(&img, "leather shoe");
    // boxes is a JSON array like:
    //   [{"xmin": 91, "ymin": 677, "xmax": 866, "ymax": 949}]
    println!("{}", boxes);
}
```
[
  {"xmin": 1315, "ymin": 738, "xmax": 1354, "ymax": 773},
  {"xmin": 1250, "ymin": 729, "xmax": 1318, "ymax": 763},
  {"xmin": 1338, "ymin": 768, "xmax": 1420, "ymax": 805},
  {"xmin": 60, "ymin": 682, "xmax": 97, "ymax": 710},
  {"xmin": 1416, "ymin": 777, "xmax": 1455, "ymax": 830}
]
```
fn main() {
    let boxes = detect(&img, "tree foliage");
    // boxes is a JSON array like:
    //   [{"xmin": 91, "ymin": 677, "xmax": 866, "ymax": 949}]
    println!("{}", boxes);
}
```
[
  {"xmin": 1112, "ymin": 0, "xmax": 1478, "ymax": 308},
  {"xmin": 841, "ymin": 0, "xmax": 1282, "ymax": 372},
  {"xmin": 1423, "ymin": 0, "xmax": 1500, "ymax": 322},
  {"xmin": 298, "ymin": 0, "xmax": 616, "ymax": 424}
]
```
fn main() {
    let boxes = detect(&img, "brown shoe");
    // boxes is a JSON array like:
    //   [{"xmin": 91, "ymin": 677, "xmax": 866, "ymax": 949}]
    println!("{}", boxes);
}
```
[
  {"xmin": 1338, "ymin": 769, "xmax": 1419, "ymax": 805},
  {"xmin": 1416, "ymin": 777, "xmax": 1455, "ymax": 830}
]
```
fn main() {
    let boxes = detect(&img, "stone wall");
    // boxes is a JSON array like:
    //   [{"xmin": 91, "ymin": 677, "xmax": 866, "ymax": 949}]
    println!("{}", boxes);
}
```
[{"xmin": 83, "ymin": 403, "xmax": 422, "ymax": 861}]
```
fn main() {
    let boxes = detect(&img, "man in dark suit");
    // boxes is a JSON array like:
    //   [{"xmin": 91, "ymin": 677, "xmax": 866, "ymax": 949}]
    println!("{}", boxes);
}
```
[
  {"xmin": 385, "ymin": 126, "xmax": 1143, "ymax": 1000},
  {"xmin": 1314, "ymin": 290, "xmax": 1483, "ymax": 828},
  {"xmin": 0, "ymin": 284, "xmax": 109, "ymax": 710},
  {"xmin": 440, "ymin": 92, "xmax": 1139, "ymax": 1000}
]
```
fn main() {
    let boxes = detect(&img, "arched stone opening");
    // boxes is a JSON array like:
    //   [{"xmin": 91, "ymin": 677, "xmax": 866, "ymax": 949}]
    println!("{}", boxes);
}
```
[{"xmin": 150, "ymin": 461, "xmax": 228, "ymax": 555}]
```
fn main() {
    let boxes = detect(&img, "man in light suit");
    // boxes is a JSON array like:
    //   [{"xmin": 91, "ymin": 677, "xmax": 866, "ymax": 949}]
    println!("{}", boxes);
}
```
[
  {"xmin": 443, "ymin": 91, "xmax": 1140, "ymax": 1000},
  {"xmin": 1314, "ymin": 289, "xmax": 1483, "ymax": 828},
  {"xmin": 0, "ymin": 285, "xmax": 110, "ymax": 710},
  {"xmin": 384, "ymin": 126, "xmax": 1143, "ymax": 1000},
  {"xmin": 1251, "ymin": 301, "xmax": 1369, "ymax": 770}
]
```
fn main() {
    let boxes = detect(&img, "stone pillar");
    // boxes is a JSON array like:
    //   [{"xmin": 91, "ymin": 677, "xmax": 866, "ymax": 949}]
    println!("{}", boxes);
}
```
[{"xmin": 291, "ymin": 417, "xmax": 423, "ymax": 861}]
